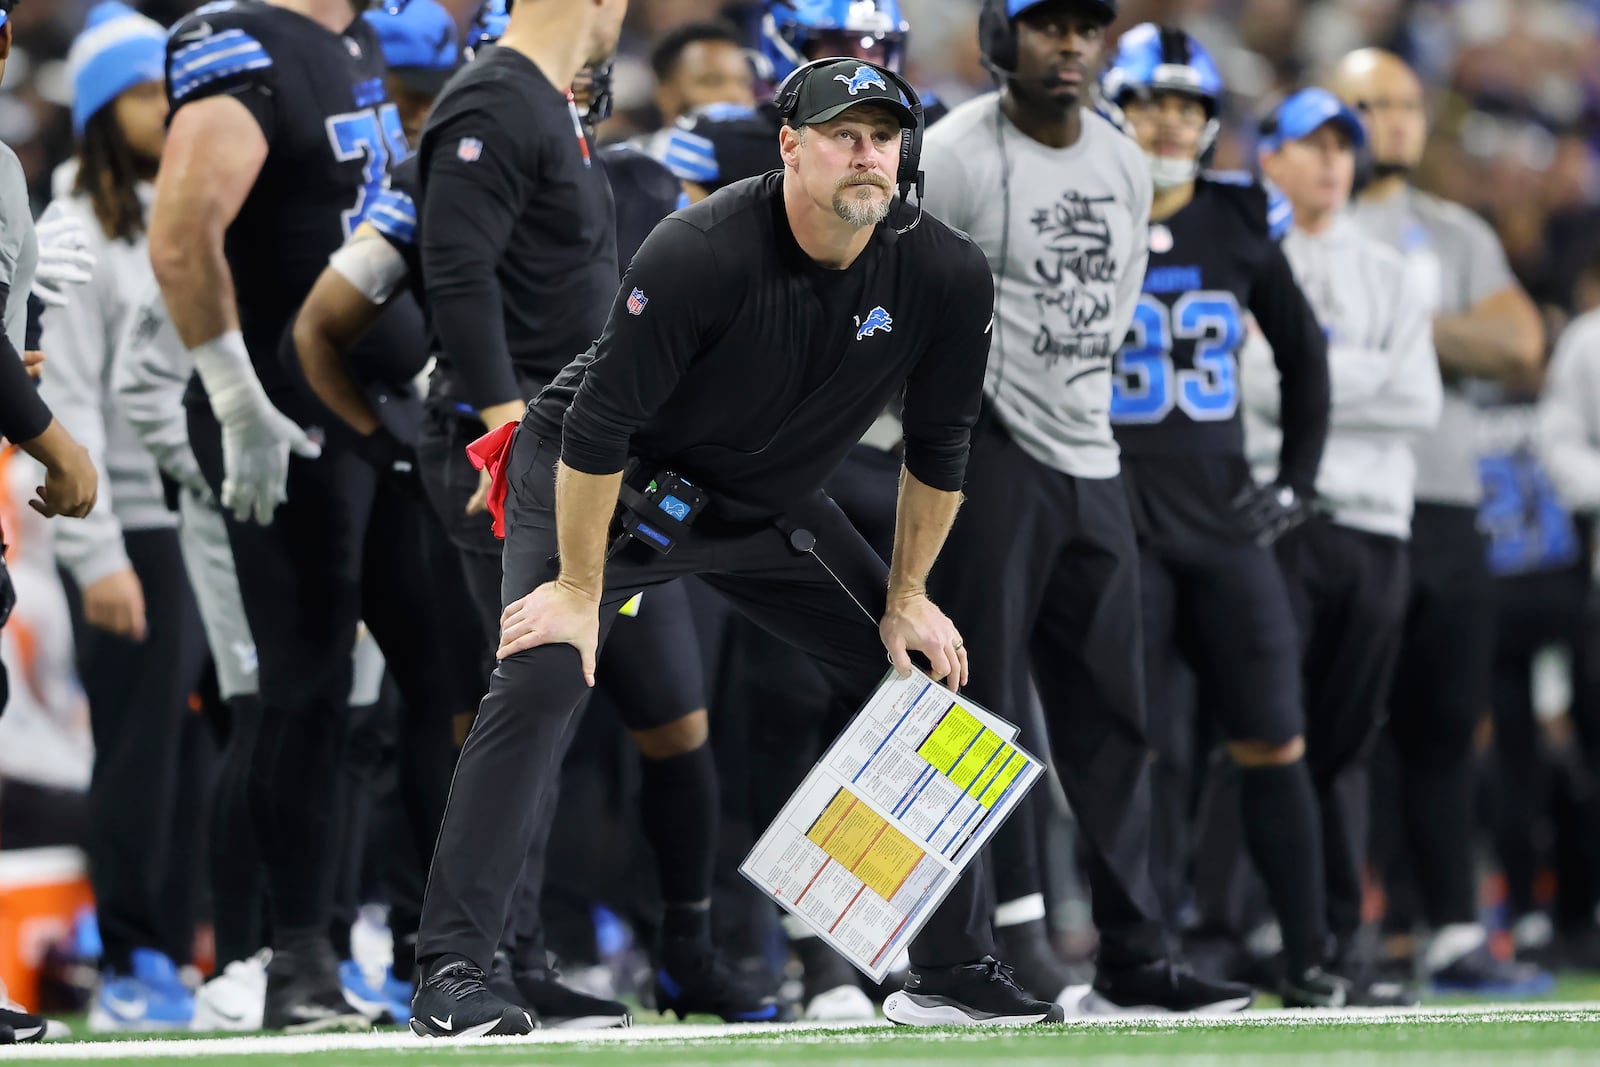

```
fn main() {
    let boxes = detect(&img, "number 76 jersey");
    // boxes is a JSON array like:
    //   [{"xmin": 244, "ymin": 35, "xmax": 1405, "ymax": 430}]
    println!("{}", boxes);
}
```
[
  {"xmin": 1110, "ymin": 173, "xmax": 1317, "ymax": 461},
  {"xmin": 166, "ymin": 0, "xmax": 404, "ymax": 395}
]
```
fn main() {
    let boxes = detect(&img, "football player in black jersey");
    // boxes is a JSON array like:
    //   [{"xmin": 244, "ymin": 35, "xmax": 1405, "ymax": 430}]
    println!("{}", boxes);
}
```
[
  {"xmin": 291, "ymin": 7, "xmax": 769, "ymax": 1028},
  {"xmin": 1100, "ymin": 25, "xmax": 1353, "ymax": 1008},
  {"xmin": 149, "ymin": 0, "xmax": 411, "ymax": 1032}
]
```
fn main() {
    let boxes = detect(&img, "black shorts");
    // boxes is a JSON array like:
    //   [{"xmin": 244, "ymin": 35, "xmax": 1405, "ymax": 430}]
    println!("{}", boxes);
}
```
[
  {"xmin": 1141, "ymin": 535, "xmax": 1304, "ymax": 746},
  {"xmin": 1126, "ymin": 454, "xmax": 1303, "ymax": 746},
  {"xmin": 597, "ymin": 578, "xmax": 708, "ymax": 731}
]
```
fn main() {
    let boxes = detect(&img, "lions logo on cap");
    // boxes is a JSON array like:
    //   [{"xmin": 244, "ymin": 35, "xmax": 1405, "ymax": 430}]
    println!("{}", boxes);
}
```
[{"xmin": 835, "ymin": 66, "xmax": 888, "ymax": 96}]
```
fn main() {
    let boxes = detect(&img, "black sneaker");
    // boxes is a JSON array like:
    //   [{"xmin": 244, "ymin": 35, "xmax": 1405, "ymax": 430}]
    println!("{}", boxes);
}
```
[
  {"xmin": 1325, "ymin": 949, "xmax": 1420, "ymax": 1008},
  {"xmin": 883, "ymin": 957, "xmax": 1064, "ymax": 1027},
  {"xmin": 1280, "ymin": 967, "xmax": 1353, "ymax": 1008},
  {"xmin": 656, "ymin": 950, "xmax": 787, "ymax": 1023},
  {"xmin": 411, "ymin": 959, "xmax": 538, "ymax": 1038},
  {"xmin": 996, "ymin": 919, "xmax": 1091, "ymax": 1005},
  {"xmin": 1078, "ymin": 960, "xmax": 1254, "ymax": 1015},
  {"xmin": 491, "ymin": 954, "xmax": 631, "ymax": 1030},
  {"xmin": 0, "ymin": 1001, "xmax": 46, "ymax": 1044},
  {"xmin": 263, "ymin": 942, "xmax": 372, "ymax": 1034}
]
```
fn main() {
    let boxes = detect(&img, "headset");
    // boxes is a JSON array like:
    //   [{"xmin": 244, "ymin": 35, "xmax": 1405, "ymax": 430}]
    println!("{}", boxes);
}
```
[
  {"xmin": 772, "ymin": 56, "xmax": 926, "ymax": 235},
  {"xmin": 977, "ymin": 0, "xmax": 1021, "ymax": 78}
]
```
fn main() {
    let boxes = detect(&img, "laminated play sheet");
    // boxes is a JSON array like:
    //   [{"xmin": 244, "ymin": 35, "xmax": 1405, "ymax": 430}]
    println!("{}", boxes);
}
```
[{"xmin": 740, "ymin": 668, "xmax": 1042, "ymax": 982}]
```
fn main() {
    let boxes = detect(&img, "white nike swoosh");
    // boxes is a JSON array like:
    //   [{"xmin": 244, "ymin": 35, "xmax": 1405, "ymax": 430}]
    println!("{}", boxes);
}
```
[
  {"xmin": 430, "ymin": 1014, "xmax": 453, "ymax": 1031},
  {"xmin": 177, "ymin": 21, "xmax": 213, "ymax": 42},
  {"xmin": 104, "ymin": 993, "xmax": 147, "ymax": 1018}
]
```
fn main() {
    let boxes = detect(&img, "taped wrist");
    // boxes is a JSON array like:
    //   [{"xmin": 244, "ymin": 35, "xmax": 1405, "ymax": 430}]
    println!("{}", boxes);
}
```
[{"xmin": 189, "ymin": 331, "xmax": 263, "ymax": 424}]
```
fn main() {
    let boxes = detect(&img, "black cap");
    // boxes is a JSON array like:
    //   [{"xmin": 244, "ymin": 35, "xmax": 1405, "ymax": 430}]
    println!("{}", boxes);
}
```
[{"xmin": 785, "ymin": 59, "xmax": 918, "ymax": 129}]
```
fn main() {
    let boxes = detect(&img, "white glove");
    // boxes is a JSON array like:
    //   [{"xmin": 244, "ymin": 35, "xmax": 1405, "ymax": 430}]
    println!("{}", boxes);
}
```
[
  {"xmin": 31, "ymin": 215, "xmax": 97, "ymax": 308},
  {"xmin": 190, "ymin": 332, "xmax": 321, "ymax": 525}
]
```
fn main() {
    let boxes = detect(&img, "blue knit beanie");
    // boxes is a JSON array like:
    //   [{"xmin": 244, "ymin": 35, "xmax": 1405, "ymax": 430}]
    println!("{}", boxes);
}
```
[{"xmin": 68, "ymin": 2, "xmax": 168, "ymax": 137}]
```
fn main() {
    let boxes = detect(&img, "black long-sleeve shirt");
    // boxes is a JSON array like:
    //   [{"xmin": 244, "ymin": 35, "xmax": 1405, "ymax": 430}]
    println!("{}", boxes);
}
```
[
  {"xmin": 416, "ymin": 46, "xmax": 618, "ymax": 411},
  {"xmin": 527, "ymin": 173, "xmax": 996, "ymax": 522},
  {"xmin": 0, "ymin": 283, "xmax": 49, "ymax": 445}
]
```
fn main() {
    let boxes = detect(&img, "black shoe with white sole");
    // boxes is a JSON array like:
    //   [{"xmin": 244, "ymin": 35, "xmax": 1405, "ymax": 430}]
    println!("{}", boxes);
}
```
[
  {"xmin": 490, "ymin": 954, "xmax": 631, "ymax": 1029},
  {"xmin": 0, "ymin": 1002, "xmax": 46, "ymax": 1044},
  {"xmin": 262, "ymin": 942, "xmax": 372, "ymax": 1034},
  {"xmin": 1078, "ymin": 961, "xmax": 1254, "ymax": 1015},
  {"xmin": 1280, "ymin": 967, "xmax": 1354, "ymax": 1009},
  {"xmin": 410, "ymin": 960, "xmax": 538, "ymax": 1039},
  {"xmin": 883, "ymin": 957, "xmax": 1065, "ymax": 1027}
]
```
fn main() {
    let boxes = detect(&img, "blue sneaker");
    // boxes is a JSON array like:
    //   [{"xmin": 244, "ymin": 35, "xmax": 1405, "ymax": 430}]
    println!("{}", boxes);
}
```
[
  {"xmin": 89, "ymin": 949, "xmax": 195, "ymax": 1032},
  {"xmin": 339, "ymin": 961, "xmax": 413, "ymax": 1025},
  {"xmin": 655, "ymin": 947, "xmax": 786, "ymax": 1023},
  {"xmin": 1430, "ymin": 944, "xmax": 1555, "ymax": 997}
]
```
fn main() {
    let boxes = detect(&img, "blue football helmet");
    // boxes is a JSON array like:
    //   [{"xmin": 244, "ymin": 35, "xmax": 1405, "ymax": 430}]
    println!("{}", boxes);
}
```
[
  {"xmin": 761, "ymin": 0, "xmax": 909, "ymax": 84},
  {"xmin": 465, "ymin": 1, "xmax": 611, "ymax": 124},
  {"xmin": 467, "ymin": 0, "xmax": 509, "ymax": 56},
  {"xmin": 1101, "ymin": 23, "xmax": 1225, "ymax": 189}
]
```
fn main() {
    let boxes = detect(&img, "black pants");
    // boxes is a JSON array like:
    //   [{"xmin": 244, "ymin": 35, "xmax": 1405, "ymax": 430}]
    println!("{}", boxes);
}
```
[
  {"xmin": 924, "ymin": 418, "xmax": 1167, "ymax": 971},
  {"xmin": 1383, "ymin": 504, "xmax": 1492, "ymax": 929},
  {"xmin": 192, "ymin": 401, "xmax": 456, "ymax": 941},
  {"xmin": 418, "ymin": 405, "xmax": 710, "ymax": 965},
  {"xmin": 419, "ymin": 430, "xmax": 972, "ymax": 970},
  {"xmin": 78, "ymin": 527, "xmax": 208, "ymax": 971},
  {"xmin": 1488, "ymin": 566, "xmax": 1592, "ymax": 919},
  {"xmin": 418, "ymin": 403, "xmax": 504, "ymax": 656}
]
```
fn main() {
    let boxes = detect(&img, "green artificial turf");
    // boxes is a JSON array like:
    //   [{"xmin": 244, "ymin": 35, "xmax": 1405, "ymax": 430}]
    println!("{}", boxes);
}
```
[{"xmin": 11, "ymin": 1007, "xmax": 1600, "ymax": 1067}]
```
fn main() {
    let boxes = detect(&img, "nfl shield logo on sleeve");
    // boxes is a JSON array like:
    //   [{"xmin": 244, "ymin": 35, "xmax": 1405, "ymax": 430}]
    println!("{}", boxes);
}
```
[
  {"xmin": 627, "ymin": 288, "xmax": 649, "ymax": 316},
  {"xmin": 457, "ymin": 137, "xmax": 483, "ymax": 163}
]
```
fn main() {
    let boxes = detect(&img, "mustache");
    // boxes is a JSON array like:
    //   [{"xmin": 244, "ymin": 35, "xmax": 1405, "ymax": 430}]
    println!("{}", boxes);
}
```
[{"xmin": 838, "ymin": 174, "xmax": 892, "ymax": 191}]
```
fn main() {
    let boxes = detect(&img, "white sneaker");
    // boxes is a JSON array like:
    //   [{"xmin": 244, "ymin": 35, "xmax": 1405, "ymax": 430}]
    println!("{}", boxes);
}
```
[
  {"xmin": 193, "ymin": 950, "xmax": 270, "ymax": 1031},
  {"xmin": 804, "ymin": 984, "xmax": 876, "ymax": 1022}
]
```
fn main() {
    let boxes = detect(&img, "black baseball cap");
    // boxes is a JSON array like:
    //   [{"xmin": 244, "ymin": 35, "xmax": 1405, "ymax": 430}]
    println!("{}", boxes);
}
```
[{"xmin": 785, "ymin": 58, "xmax": 918, "ymax": 129}]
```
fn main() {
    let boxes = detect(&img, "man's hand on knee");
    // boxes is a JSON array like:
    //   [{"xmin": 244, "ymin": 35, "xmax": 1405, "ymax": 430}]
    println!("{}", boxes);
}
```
[
  {"xmin": 497, "ymin": 579, "xmax": 602, "ymax": 685},
  {"xmin": 880, "ymin": 592, "xmax": 970, "ymax": 691}
]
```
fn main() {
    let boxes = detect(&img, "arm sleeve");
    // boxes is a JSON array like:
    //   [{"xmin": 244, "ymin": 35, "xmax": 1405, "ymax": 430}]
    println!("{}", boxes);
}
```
[
  {"xmin": 560, "ymin": 220, "xmax": 723, "ymax": 475},
  {"xmin": 110, "ymin": 282, "xmax": 208, "ymax": 495},
  {"xmin": 0, "ymin": 285, "xmax": 51, "ymax": 444},
  {"xmin": 1250, "ymin": 240, "xmax": 1329, "ymax": 493},
  {"xmin": 1327, "ymin": 269, "xmax": 1442, "ymax": 434},
  {"xmin": 900, "ymin": 239, "xmax": 995, "ymax": 491},
  {"xmin": 419, "ymin": 101, "xmax": 530, "ymax": 412},
  {"xmin": 165, "ymin": 19, "xmax": 278, "ymax": 137},
  {"xmin": 36, "ymin": 218, "xmax": 129, "ymax": 587},
  {"xmin": 1536, "ymin": 319, "xmax": 1600, "ymax": 511}
]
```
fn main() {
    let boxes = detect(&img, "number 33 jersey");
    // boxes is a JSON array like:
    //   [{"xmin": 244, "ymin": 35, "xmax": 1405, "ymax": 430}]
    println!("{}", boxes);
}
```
[
  {"xmin": 166, "ymin": 0, "xmax": 403, "ymax": 394},
  {"xmin": 1111, "ymin": 174, "xmax": 1329, "ymax": 540}
]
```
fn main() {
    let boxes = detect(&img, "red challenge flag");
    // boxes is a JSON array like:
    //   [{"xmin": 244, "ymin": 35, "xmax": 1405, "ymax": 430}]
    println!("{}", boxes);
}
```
[{"xmin": 464, "ymin": 421, "xmax": 519, "ymax": 539}]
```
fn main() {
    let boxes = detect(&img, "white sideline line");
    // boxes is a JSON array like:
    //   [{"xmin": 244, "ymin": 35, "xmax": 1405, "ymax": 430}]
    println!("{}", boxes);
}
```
[{"xmin": 7, "ymin": 1005, "xmax": 1600, "ymax": 1060}]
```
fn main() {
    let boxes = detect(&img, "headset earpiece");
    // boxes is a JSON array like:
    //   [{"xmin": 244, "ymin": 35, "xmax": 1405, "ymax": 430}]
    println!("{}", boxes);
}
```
[{"xmin": 978, "ymin": 0, "xmax": 1018, "ymax": 77}]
